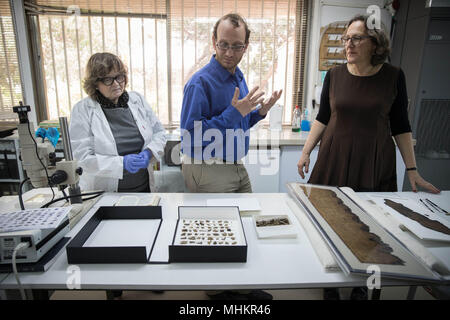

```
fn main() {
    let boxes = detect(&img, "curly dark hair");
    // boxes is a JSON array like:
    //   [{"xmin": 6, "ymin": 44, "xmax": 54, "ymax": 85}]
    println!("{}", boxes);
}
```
[
  {"xmin": 345, "ymin": 14, "xmax": 391, "ymax": 66},
  {"xmin": 213, "ymin": 13, "xmax": 251, "ymax": 44},
  {"xmin": 83, "ymin": 52, "xmax": 128, "ymax": 99}
]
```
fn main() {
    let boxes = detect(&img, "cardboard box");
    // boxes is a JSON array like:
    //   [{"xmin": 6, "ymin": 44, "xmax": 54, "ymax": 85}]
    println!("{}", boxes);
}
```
[{"xmin": 66, "ymin": 206, "xmax": 162, "ymax": 264}]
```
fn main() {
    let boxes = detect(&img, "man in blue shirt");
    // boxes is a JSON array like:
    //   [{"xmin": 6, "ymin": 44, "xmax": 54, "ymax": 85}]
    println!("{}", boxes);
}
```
[{"xmin": 180, "ymin": 13, "xmax": 282, "ymax": 193}]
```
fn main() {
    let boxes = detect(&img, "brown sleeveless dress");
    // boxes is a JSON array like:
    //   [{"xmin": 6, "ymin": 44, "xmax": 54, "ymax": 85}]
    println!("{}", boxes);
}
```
[{"xmin": 309, "ymin": 64, "xmax": 401, "ymax": 192}]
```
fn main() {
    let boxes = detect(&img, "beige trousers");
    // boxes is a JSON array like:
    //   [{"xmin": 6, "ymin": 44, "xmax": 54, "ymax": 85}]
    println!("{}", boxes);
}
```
[
  {"xmin": 181, "ymin": 157, "xmax": 253, "ymax": 296},
  {"xmin": 181, "ymin": 160, "xmax": 252, "ymax": 193}
]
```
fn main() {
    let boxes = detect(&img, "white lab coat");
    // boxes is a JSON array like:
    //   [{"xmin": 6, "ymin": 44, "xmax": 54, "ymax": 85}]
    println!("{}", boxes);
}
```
[{"xmin": 69, "ymin": 91, "xmax": 167, "ymax": 192}]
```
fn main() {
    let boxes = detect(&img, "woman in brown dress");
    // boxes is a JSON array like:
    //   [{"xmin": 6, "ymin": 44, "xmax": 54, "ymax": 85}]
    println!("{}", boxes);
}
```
[
  {"xmin": 297, "ymin": 15, "xmax": 439, "ymax": 300},
  {"xmin": 298, "ymin": 15, "xmax": 439, "ymax": 194}
]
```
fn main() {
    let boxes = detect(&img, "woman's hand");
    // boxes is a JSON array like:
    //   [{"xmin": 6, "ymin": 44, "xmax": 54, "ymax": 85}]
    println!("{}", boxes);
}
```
[
  {"xmin": 139, "ymin": 149, "xmax": 152, "ymax": 167},
  {"xmin": 297, "ymin": 152, "xmax": 311, "ymax": 179},
  {"xmin": 407, "ymin": 170, "xmax": 440, "ymax": 194},
  {"xmin": 123, "ymin": 154, "xmax": 146, "ymax": 174}
]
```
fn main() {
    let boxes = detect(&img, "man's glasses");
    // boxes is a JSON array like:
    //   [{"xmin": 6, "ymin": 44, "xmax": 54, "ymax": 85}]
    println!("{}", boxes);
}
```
[
  {"xmin": 341, "ymin": 35, "xmax": 371, "ymax": 46},
  {"xmin": 98, "ymin": 74, "xmax": 126, "ymax": 86},
  {"xmin": 215, "ymin": 42, "xmax": 246, "ymax": 52}
]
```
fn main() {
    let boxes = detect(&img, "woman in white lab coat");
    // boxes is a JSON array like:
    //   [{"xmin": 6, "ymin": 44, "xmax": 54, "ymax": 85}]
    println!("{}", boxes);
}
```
[{"xmin": 70, "ymin": 52, "xmax": 166, "ymax": 192}]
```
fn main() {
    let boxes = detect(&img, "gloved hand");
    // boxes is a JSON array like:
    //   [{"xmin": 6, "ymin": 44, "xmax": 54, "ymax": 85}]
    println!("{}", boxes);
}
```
[
  {"xmin": 137, "ymin": 149, "xmax": 152, "ymax": 168},
  {"xmin": 123, "ymin": 154, "xmax": 147, "ymax": 174},
  {"xmin": 35, "ymin": 128, "xmax": 47, "ymax": 141},
  {"xmin": 35, "ymin": 127, "xmax": 60, "ymax": 147},
  {"xmin": 45, "ymin": 127, "xmax": 60, "ymax": 147}
]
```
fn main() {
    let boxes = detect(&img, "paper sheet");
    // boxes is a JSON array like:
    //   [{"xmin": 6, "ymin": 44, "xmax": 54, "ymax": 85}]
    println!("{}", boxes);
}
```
[
  {"xmin": 84, "ymin": 219, "xmax": 160, "ymax": 257},
  {"xmin": 285, "ymin": 198, "xmax": 340, "ymax": 272},
  {"xmin": 206, "ymin": 198, "xmax": 261, "ymax": 212},
  {"xmin": 148, "ymin": 219, "xmax": 177, "ymax": 263}
]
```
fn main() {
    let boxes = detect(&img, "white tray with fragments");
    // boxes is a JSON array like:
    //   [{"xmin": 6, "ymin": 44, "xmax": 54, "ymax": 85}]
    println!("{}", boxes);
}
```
[{"xmin": 253, "ymin": 215, "xmax": 297, "ymax": 239}]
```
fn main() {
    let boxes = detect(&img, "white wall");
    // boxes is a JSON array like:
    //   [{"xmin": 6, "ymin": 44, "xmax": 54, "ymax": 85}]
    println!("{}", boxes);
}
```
[{"xmin": 305, "ymin": 0, "xmax": 393, "ymax": 115}]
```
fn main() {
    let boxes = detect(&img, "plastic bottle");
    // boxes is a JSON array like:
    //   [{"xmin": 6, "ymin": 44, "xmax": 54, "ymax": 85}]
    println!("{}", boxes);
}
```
[
  {"xmin": 301, "ymin": 108, "xmax": 311, "ymax": 132},
  {"xmin": 292, "ymin": 105, "xmax": 301, "ymax": 132}
]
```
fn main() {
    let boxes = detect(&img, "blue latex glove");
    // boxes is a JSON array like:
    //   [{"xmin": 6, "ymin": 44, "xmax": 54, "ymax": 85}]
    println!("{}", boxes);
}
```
[
  {"xmin": 123, "ymin": 154, "xmax": 147, "ymax": 174},
  {"xmin": 137, "ymin": 149, "xmax": 152, "ymax": 169},
  {"xmin": 45, "ymin": 127, "xmax": 60, "ymax": 147},
  {"xmin": 35, "ymin": 128, "xmax": 47, "ymax": 140}
]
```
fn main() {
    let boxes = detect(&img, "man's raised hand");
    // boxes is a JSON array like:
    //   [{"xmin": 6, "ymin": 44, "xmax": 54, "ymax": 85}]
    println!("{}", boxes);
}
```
[
  {"xmin": 258, "ymin": 89, "xmax": 283, "ymax": 116},
  {"xmin": 231, "ymin": 86, "xmax": 265, "ymax": 117}
]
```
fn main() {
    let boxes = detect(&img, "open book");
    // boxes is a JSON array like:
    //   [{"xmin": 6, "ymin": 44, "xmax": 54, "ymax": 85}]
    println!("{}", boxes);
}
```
[
  {"xmin": 114, "ymin": 195, "xmax": 161, "ymax": 207},
  {"xmin": 206, "ymin": 198, "xmax": 261, "ymax": 215}
]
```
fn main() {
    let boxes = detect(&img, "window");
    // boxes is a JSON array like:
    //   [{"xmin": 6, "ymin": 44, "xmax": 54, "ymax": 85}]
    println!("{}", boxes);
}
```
[
  {"xmin": 26, "ymin": 0, "xmax": 308, "ymax": 126},
  {"xmin": 0, "ymin": 0, "xmax": 23, "ymax": 121}
]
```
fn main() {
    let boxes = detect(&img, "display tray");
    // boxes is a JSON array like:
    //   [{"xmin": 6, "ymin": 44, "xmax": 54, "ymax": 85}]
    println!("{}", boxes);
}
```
[
  {"xmin": 169, "ymin": 206, "xmax": 247, "ymax": 262},
  {"xmin": 66, "ymin": 206, "xmax": 162, "ymax": 264},
  {"xmin": 287, "ymin": 183, "xmax": 444, "ymax": 283}
]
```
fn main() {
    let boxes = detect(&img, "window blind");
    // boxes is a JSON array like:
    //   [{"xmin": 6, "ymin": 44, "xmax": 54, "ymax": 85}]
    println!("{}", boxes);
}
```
[
  {"xmin": 0, "ymin": 0, "xmax": 23, "ymax": 120},
  {"xmin": 26, "ymin": 0, "xmax": 308, "ymax": 125}
]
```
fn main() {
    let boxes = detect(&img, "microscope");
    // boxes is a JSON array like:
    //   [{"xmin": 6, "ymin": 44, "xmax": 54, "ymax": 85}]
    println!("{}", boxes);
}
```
[
  {"xmin": 0, "ymin": 103, "xmax": 99, "ymax": 265},
  {"xmin": 13, "ymin": 102, "xmax": 83, "ymax": 204}
]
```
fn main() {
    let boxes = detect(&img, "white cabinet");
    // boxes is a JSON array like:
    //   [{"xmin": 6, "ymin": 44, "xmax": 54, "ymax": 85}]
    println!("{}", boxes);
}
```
[
  {"xmin": 396, "ymin": 148, "xmax": 406, "ymax": 191},
  {"xmin": 278, "ymin": 145, "xmax": 406, "ymax": 193},
  {"xmin": 243, "ymin": 148, "xmax": 280, "ymax": 193},
  {"xmin": 172, "ymin": 135, "xmax": 406, "ymax": 193},
  {"xmin": 278, "ymin": 145, "xmax": 319, "ymax": 193}
]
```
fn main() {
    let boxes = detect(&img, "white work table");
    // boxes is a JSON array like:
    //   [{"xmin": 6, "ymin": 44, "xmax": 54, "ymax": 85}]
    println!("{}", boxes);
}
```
[{"xmin": 0, "ymin": 191, "xmax": 448, "ymax": 293}]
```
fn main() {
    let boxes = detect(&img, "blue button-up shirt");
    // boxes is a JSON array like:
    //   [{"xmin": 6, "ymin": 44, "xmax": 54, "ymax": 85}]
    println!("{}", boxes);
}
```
[{"xmin": 180, "ymin": 55, "xmax": 265, "ymax": 162}]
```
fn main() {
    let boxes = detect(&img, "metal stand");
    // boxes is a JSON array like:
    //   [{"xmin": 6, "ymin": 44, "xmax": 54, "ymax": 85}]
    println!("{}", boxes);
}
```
[{"xmin": 59, "ymin": 117, "xmax": 82, "ymax": 204}]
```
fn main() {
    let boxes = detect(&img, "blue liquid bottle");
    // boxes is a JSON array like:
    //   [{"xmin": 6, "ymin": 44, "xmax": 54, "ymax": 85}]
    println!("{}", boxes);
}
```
[{"xmin": 301, "ymin": 108, "xmax": 310, "ymax": 132}]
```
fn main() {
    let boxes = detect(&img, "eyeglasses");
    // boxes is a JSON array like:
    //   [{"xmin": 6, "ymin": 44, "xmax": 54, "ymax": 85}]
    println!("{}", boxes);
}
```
[
  {"xmin": 97, "ymin": 74, "xmax": 126, "ymax": 86},
  {"xmin": 341, "ymin": 35, "xmax": 371, "ymax": 46},
  {"xmin": 215, "ymin": 42, "xmax": 246, "ymax": 52}
]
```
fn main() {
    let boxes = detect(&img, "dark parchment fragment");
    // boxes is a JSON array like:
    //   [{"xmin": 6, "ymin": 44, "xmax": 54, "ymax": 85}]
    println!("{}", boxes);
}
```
[
  {"xmin": 384, "ymin": 199, "xmax": 450, "ymax": 235},
  {"xmin": 302, "ymin": 186, "xmax": 404, "ymax": 265}
]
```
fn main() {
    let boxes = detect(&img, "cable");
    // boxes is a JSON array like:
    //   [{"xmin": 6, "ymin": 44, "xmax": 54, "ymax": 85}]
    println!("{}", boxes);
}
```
[
  {"xmin": 12, "ymin": 242, "xmax": 31, "ymax": 300},
  {"xmin": 41, "ymin": 191, "xmax": 105, "ymax": 208},
  {"xmin": 61, "ymin": 188, "xmax": 70, "ymax": 203},
  {"xmin": 26, "ymin": 119, "xmax": 55, "ymax": 202},
  {"xmin": 18, "ymin": 177, "xmax": 30, "ymax": 210},
  {"xmin": 80, "ymin": 194, "xmax": 104, "ymax": 202}
]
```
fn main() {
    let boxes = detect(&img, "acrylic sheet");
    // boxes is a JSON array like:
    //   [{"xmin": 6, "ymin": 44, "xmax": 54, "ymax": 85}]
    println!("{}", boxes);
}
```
[
  {"xmin": 287, "ymin": 183, "xmax": 442, "ymax": 282},
  {"xmin": 368, "ymin": 195, "xmax": 450, "ymax": 243}
]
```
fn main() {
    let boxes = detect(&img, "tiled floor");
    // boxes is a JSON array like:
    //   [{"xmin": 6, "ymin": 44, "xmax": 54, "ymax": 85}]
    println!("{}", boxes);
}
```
[{"xmin": 50, "ymin": 286, "xmax": 436, "ymax": 300}]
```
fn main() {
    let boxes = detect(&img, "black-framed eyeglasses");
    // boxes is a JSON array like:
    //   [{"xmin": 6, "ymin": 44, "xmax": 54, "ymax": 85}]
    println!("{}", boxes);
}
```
[
  {"xmin": 341, "ymin": 35, "xmax": 371, "ymax": 46},
  {"xmin": 97, "ymin": 74, "xmax": 126, "ymax": 86},
  {"xmin": 215, "ymin": 42, "xmax": 246, "ymax": 52}
]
